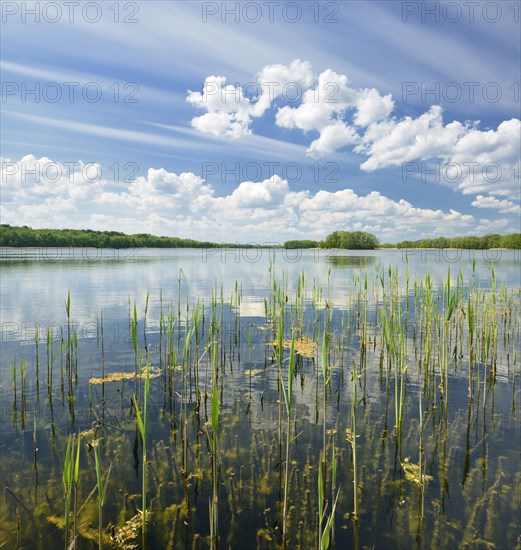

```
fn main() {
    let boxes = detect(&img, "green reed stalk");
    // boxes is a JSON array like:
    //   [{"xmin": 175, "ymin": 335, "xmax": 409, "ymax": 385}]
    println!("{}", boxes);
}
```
[
  {"xmin": 132, "ymin": 360, "xmax": 150, "ymax": 548},
  {"xmin": 443, "ymin": 269, "xmax": 458, "ymax": 405},
  {"xmin": 35, "ymin": 323, "xmax": 40, "ymax": 394},
  {"xmin": 398, "ymin": 331, "xmax": 407, "ymax": 436},
  {"xmin": 320, "ymin": 311, "xmax": 333, "ymax": 528},
  {"xmin": 20, "ymin": 358, "xmax": 26, "ymax": 402},
  {"xmin": 330, "ymin": 441, "xmax": 337, "ymax": 547},
  {"xmin": 92, "ymin": 440, "xmax": 109, "ymax": 550},
  {"xmin": 318, "ymin": 448, "xmax": 340, "ymax": 550},
  {"xmin": 419, "ymin": 389, "xmax": 426, "ymax": 501},
  {"xmin": 65, "ymin": 290, "xmax": 71, "ymax": 373},
  {"xmin": 63, "ymin": 433, "xmax": 81, "ymax": 549},
  {"xmin": 208, "ymin": 338, "xmax": 220, "ymax": 549},
  {"xmin": 181, "ymin": 328, "xmax": 194, "ymax": 484},
  {"xmin": 132, "ymin": 301, "xmax": 138, "ymax": 372},
  {"xmin": 143, "ymin": 290, "xmax": 149, "ymax": 339},
  {"xmin": 100, "ymin": 311, "xmax": 105, "ymax": 393},
  {"xmin": 193, "ymin": 299, "xmax": 202, "ymax": 406},
  {"xmin": 351, "ymin": 364, "xmax": 358, "ymax": 521},
  {"xmin": 72, "ymin": 328, "xmax": 78, "ymax": 380},
  {"xmin": 279, "ymin": 337, "xmax": 295, "ymax": 544},
  {"xmin": 467, "ymin": 294, "xmax": 475, "ymax": 397},
  {"xmin": 47, "ymin": 326, "xmax": 54, "ymax": 388},
  {"xmin": 33, "ymin": 412, "xmax": 38, "ymax": 477},
  {"xmin": 245, "ymin": 324, "xmax": 254, "ymax": 403}
]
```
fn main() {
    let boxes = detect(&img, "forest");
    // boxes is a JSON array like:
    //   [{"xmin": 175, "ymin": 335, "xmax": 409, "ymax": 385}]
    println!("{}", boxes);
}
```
[
  {"xmin": 1, "ymin": 225, "xmax": 520, "ymax": 249},
  {"xmin": 0, "ymin": 225, "xmax": 253, "ymax": 248},
  {"xmin": 284, "ymin": 231, "xmax": 521, "ymax": 250},
  {"xmin": 385, "ymin": 233, "xmax": 521, "ymax": 250}
]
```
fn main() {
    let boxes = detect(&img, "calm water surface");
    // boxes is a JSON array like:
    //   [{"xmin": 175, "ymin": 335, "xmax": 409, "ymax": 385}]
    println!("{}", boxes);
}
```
[{"xmin": 0, "ymin": 248, "xmax": 520, "ymax": 549}]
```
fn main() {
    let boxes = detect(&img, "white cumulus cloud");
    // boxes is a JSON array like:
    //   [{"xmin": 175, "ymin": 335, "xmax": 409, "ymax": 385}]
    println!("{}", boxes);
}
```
[
  {"xmin": 471, "ymin": 194, "xmax": 520, "ymax": 214},
  {"xmin": 5, "ymin": 155, "xmax": 513, "ymax": 244},
  {"xmin": 187, "ymin": 59, "xmax": 314, "ymax": 138},
  {"xmin": 187, "ymin": 60, "xmax": 520, "ymax": 199}
]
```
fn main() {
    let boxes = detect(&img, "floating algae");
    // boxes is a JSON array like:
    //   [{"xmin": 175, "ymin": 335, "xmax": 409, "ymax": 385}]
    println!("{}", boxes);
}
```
[
  {"xmin": 272, "ymin": 336, "xmax": 317, "ymax": 357},
  {"xmin": 401, "ymin": 457, "xmax": 433, "ymax": 487},
  {"xmin": 89, "ymin": 365, "xmax": 161, "ymax": 385}
]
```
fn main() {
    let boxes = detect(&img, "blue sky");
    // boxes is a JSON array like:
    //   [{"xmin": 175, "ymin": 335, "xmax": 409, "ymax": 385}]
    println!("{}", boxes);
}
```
[{"xmin": 1, "ymin": 0, "xmax": 520, "ymax": 243}]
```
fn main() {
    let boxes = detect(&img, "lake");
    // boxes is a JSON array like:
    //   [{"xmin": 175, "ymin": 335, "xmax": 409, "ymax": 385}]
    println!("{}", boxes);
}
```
[{"xmin": 1, "ymin": 248, "xmax": 520, "ymax": 549}]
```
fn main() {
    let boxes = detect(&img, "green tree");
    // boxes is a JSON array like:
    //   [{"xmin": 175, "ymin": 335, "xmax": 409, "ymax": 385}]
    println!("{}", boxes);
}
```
[
  {"xmin": 283, "ymin": 240, "xmax": 318, "ymax": 249},
  {"xmin": 321, "ymin": 230, "xmax": 379, "ymax": 250}
]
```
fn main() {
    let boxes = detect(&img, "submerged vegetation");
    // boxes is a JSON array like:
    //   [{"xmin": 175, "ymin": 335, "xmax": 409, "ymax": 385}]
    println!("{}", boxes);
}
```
[{"xmin": 0, "ymin": 259, "xmax": 520, "ymax": 549}]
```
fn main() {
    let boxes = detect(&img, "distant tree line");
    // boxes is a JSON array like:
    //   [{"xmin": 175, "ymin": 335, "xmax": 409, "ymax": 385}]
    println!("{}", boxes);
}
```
[
  {"xmin": 1, "ymin": 225, "xmax": 519, "ymax": 250},
  {"xmin": 284, "ymin": 231, "xmax": 379, "ymax": 249},
  {"xmin": 284, "ymin": 231, "xmax": 521, "ymax": 250},
  {"xmin": 380, "ymin": 234, "xmax": 521, "ymax": 250},
  {"xmin": 283, "ymin": 240, "xmax": 319, "ymax": 249},
  {"xmin": 0, "ymin": 225, "xmax": 259, "ymax": 249},
  {"xmin": 321, "ymin": 231, "xmax": 379, "ymax": 249}
]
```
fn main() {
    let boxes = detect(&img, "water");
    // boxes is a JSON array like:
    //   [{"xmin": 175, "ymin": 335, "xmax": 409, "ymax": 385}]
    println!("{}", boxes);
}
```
[{"xmin": 0, "ymin": 248, "xmax": 520, "ymax": 549}]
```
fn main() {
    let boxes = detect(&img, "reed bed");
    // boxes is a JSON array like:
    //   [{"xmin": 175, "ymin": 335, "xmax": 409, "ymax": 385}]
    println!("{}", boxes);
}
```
[{"xmin": 0, "ymin": 262, "xmax": 519, "ymax": 549}]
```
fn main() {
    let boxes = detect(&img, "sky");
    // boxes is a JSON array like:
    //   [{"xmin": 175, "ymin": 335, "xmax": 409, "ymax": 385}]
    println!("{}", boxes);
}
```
[{"xmin": 1, "ymin": 0, "xmax": 520, "ymax": 244}]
